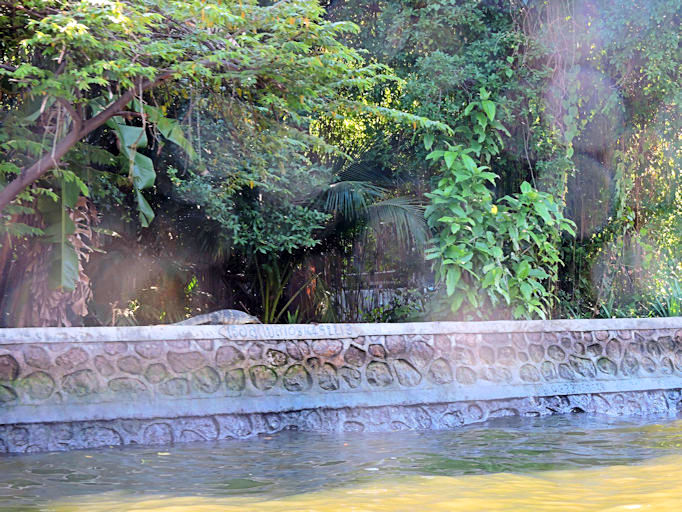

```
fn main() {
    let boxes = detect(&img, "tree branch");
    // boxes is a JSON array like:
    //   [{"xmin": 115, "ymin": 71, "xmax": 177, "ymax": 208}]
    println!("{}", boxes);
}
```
[{"xmin": 0, "ymin": 59, "xmax": 241, "ymax": 212}]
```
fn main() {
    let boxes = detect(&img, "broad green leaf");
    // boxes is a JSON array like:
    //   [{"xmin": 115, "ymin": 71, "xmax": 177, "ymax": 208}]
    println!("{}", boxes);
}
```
[
  {"xmin": 136, "ymin": 188, "xmax": 155, "ymax": 227},
  {"xmin": 132, "ymin": 153, "xmax": 156, "ymax": 190},
  {"xmin": 423, "ymin": 133, "xmax": 434, "ymax": 150},
  {"xmin": 48, "ymin": 241, "xmax": 79, "ymax": 292},
  {"xmin": 520, "ymin": 282, "xmax": 532, "ymax": 301},
  {"xmin": 520, "ymin": 181, "xmax": 532, "ymax": 194},
  {"xmin": 516, "ymin": 260, "xmax": 531, "ymax": 279},
  {"xmin": 481, "ymin": 100, "xmax": 496, "ymax": 121},
  {"xmin": 533, "ymin": 202, "xmax": 554, "ymax": 225},
  {"xmin": 444, "ymin": 151, "xmax": 457, "ymax": 169},
  {"xmin": 62, "ymin": 178, "xmax": 81, "ymax": 208},
  {"xmin": 460, "ymin": 153, "xmax": 477, "ymax": 172},
  {"xmin": 446, "ymin": 267, "xmax": 461, "ymax": 296},
  {"xmin": 116, "ymin": 125, "xmax": 147, "ymax": 154},
  {"xmin": 450, "ymin": 293, "xmax": 465, "ymax": 312}
]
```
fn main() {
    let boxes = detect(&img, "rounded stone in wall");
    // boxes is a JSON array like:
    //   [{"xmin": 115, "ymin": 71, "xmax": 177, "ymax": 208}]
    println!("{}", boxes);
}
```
[
  {"xmin": 618, "ymin": 330, "xmax": 633, "ymax": 340},
  {"xmin": 391, "ymin": 421, "xmax": 410, "ymax": 431},
  {"xmin": 94, "ymin": 355, "xmax": 115, "ymax": 377},
  {"xmin": 62, "ymin": 369, "xmax": 98, "ymax": 396},
  {"xmin": 455, "ymin": 366, "xmax": 477, "ymax": 385},
  {"xmin": 369, "ymin": 344, "xmax": 386, "ymax": 359},
  {"xmin": 441, "ymin": 411, "xmax": 464, "ymax": 428},
  {"xmin": 21, "ymin": 371, "xmax": 55, "ymax": 400},
  {"xmin": 160, "ymin": 377, "xmax": 190, "ymax": 396},
  {"xmin": 479, "ymin": 346, "xmax": 494, "ymax": 365},
  {"xmin": 318, "ymin": 363, "xmax": 339, "ymax": 391},
  {"xmin": 453, "ymin": 347, "xmax": 475, "ymax": 365},
  {"xmin": 519, "ymin": 364, "xmax": 541, "ymax": 382},
  {"xmin": 282, "ymin": 364, "xmax": 312, "ymax": 392},
  {"xmin": 285, "ymin": 341, "xmax": 305, "ymax": 361},
  {"xmin": 606, "ymin": 338, "xmax": 622, "ymax": 361},
  {"xmin": 249, "ymin": 365, "xmax": 277, "ymax": 391},
  {"xmin": 217, "ymin": 414, "xmax": 253, "ymax": 438},
  {"xmin": 343, "ymin": 421, "xmax": 364, "ymax": 432},
  {"xmin": 385, "ymin": 335, "xmax": 406, "ymax": 355},
  {"xmin": 79, "ymin": 427, "xmax": 122, "ymax": 448},
  {"xmin": 339, "ymin": 366, "xmax": 361, "ymax": 388},
  {"xmin": 569, "ymin": 356, "xmax": 597, "ymax": 378},
  {"xmin": 23, "ymin": 346, "xmax": 50, "ymax": 369},
  {"xmin": 117, "ymin": 355, "xmax": 143, "ymax": 375},
  {"xmin": 596, "ymin": 357, "xmax": 617, "ymax": 375},
  {"xmin": 366, "ymin": 361, "xmax": 393, "ymax": 387},
  {"xmin": 621, "ymin": 355, "xmax": 639, "ymax": 376},
  {"xmin": 434, "ymin": 335, "xmax": 451, "ymax": 354},
  {"xmin": 545, "ymin": 345, "xmax": 564, "ymax": 362},
  {"xmin": 540, "ymin": 361, "xmax": 557, "ymax": 380},
  {"xmin": 247, "ymin": 343, "xmax": 263, "ymax": 360},
  {"xmin": 658, "ymin": 336, "xmax": 674, "ymax": 353},
  {"xmin": 143, "ymin": 423, "xmax": 173, "ymax": 445},
  {"xmin": 595, "ymin": 330, "xmax": 609, "ymax": 341},
  {"xmin": 405, "ymin": 406, "xmax": 432, "ymax": 429},
  {"xmin": 641, "ymin": 356, "xmax": 657, "ymax": 374},
  {"xmin": 167, "ymin": 351, "xmax": 207, "ymax": 373},
  {"xmin": 265, "ymin": 349, "xmax": 288, "ymax": 367},
  {"xmin": 497, "ymin": 346, "xmax": 515, "ymax": 364},
  {"xmin": 662, "ymin": 357, "xmax": 674, "ymax": 375},
  {"xmin": 215, "ymin": 346, "xmax": 245, "ymax": 368},
  {"xmin": 0, "ymin": 354, "xmax": 19, "ymax": 381},
  {"xmin": 408, "ymin": 341, "xmax": 434, "ymax": 369},
  {"xmin": 467, "ymin": 404, "xmax": 484, "ymax": 421},
  {"xmin": 427, "ymin": 358, "xmax": 453, "ymax": 384},
  {"xmin": 587, "ymin": 343, "xmax": 604, "ymax": 358},
  {"xmin": 344, "ymin": 345, "xmax": 367, "ymax": 367},
  {"xmin": 134, "ymin": 341, "xmax": 164, "ymax": 360},
  {"xmin": 393, "ymin": 359, "xmax": 422, "ymax": 387},
  {"xmin": 145, "ymin": 363, "xmax": 169, "ymax": 384},
  {"xmin": 0, "ymin": 384, "xmax": 17, "ymax": 403},
  {"xmin": 558, "ymin": 363, "xmax": 576, "ymax": 380},
  {"xmin": 108, "ymin": 377, "xmax": 147, "ymax": 394},
  {"xmin": 192, "ymin": 367, "xmax": 221, "ymax": 393},
  {"xmin": 481, "ymin": 366, "xmax": 511, "ymax": 383},
  {"xmin": 103, "ymin": 342, "xmax": 127, "ymax": 356},
  {"xmin": 56, "ymin": 348, "xmax": 88, "ymax": 370},
  {"xmin": 311, "ymin": 339, "xmax": 343, "ymax": 358},
  {"xmin": 528, "ymin": 344, "xmax": 544, "ymax": 363},
  {"xmin": 646, "ymin": 340, "xmax": 662, "ymax": 358},
  {"xmin": 225, "ymin": 368, "xmax": 246, "ymax": 392}
]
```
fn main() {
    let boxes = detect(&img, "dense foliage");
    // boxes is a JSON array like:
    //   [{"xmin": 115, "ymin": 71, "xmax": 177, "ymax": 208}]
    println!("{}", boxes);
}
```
[{"xmin": 0, "ymin": 0, "xmax": 680, "ymax": 326}]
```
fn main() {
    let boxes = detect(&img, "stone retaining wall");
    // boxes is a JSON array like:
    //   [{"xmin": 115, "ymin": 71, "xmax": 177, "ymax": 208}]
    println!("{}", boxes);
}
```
[{"xmin": 1, "ymin": 318, "xmax": 681, "ymax": 453}]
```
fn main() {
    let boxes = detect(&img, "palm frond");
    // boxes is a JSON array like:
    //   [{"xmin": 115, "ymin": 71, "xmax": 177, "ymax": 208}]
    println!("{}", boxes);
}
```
[
  {"xmin": 324, "ymin": 180, "xmax": 385, "ymax": 220},
  {"xmin": 366, "ymin": 197, "xmax": 429, "ymax": 249}
]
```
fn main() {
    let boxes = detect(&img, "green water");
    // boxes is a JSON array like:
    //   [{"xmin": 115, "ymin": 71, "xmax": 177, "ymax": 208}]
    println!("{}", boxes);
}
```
[{"xmin": 2, "ymin": 414, "xmax": 682, "ymax": 511}]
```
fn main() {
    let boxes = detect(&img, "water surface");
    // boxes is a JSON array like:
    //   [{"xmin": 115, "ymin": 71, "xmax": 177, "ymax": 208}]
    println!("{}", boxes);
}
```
[{"xmin": 2, "ymin": 414, "xmax": 682, "ymax": 511}]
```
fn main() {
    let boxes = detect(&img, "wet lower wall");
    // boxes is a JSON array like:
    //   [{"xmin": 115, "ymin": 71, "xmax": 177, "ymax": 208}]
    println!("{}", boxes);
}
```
[{"xmin": 1, "ymin": 318, "xmax": 681, "ymax": 453}]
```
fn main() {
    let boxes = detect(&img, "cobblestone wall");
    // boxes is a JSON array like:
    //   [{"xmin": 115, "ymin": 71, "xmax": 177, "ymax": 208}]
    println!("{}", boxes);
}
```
[{"xmin": 1, "ymin": 319, "xmax": 681, "ymax": 453}]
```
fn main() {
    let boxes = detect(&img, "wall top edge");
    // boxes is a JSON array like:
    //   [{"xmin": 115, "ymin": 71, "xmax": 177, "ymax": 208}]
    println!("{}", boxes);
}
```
[{"xmin": 0, "ymin": 317, "xmax": 680, "ymax": 345}]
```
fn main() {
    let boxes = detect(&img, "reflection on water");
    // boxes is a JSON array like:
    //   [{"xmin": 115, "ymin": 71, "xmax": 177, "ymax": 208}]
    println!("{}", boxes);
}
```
[{"xmin": 2, "ymin": 414, "xmax": 682, "ymax": 511}]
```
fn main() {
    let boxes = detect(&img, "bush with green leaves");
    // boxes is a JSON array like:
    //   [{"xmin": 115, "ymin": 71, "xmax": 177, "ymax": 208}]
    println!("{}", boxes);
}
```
[{"xmin": 425, "ymin": 91, "xmax": 575, "ymax": 319}]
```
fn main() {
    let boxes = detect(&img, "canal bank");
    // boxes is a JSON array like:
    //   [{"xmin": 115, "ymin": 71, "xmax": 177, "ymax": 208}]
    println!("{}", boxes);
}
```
[{"xmin": 1, "ymin": 318, "xmax": 681, "ymax": 452}]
